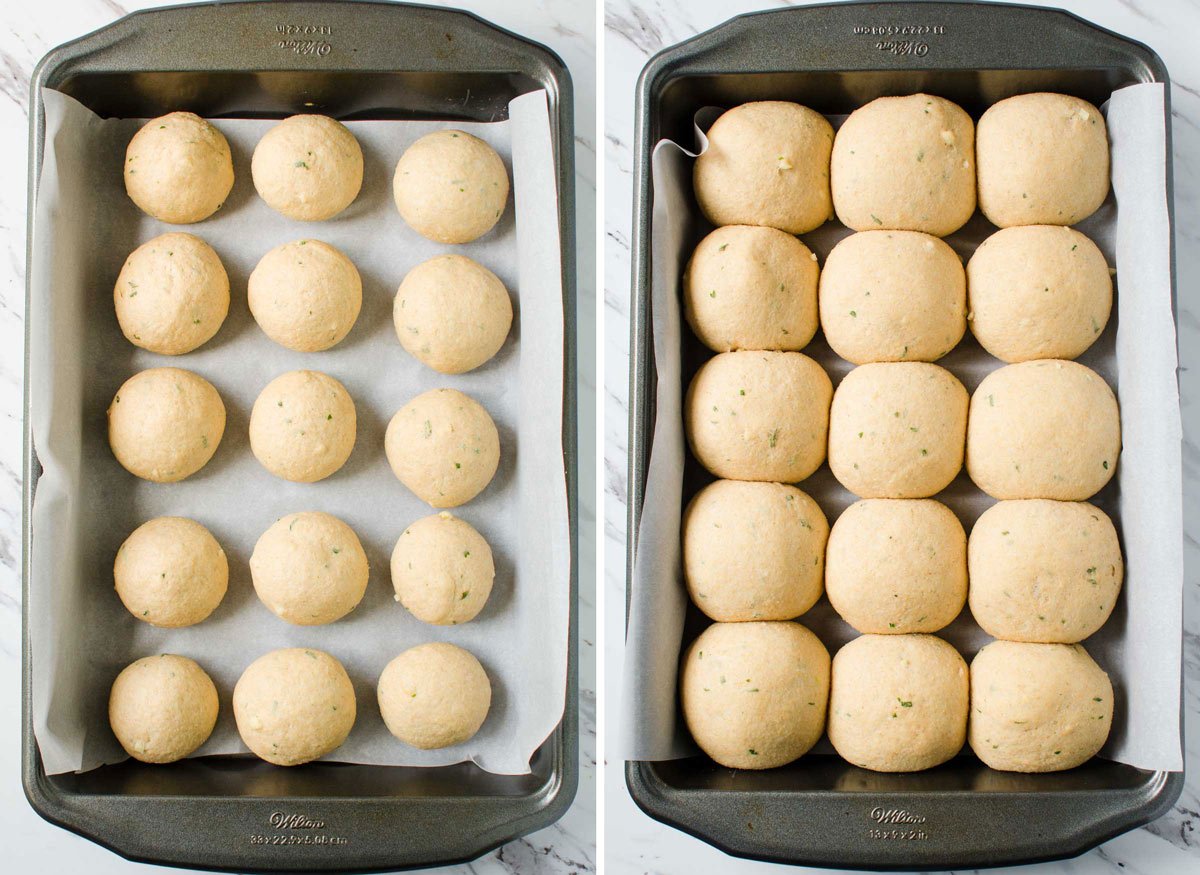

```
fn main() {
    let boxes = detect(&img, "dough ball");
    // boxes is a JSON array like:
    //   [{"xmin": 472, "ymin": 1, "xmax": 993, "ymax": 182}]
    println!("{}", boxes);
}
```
[
  {"xmin": 683, "ymin": 225, "xmax": 819, "ymax": 353},
  {"xmin": 828, "ymin": 363, "xmax": 968, "ymax": 498},
  {"xmin": 248, "ymin": 239, "xmax": 362, "ymax": 352},
  {"xmin": 393, "ymin": 130, "xmax": 509, "ymax": 244},
  {"xmin": 109, "ymin": 654, "xmax": 218, "ymax": 763},
  {"xmin": 683, "ymin": 480, "xmax": 827, "ymax": 621},
  {"xmin": 114, "ymin": 517, "xmax": 228, "ymax": 627},
  {"xmin": 826, "ymin": 499, "xmax": 966, "ymax": 634},
  {"xmin": 250, "ymin": 512, "xmax": 369, "ymax": 625},
  {"xmin": 681, "ymin": 621, "xmax": 830, "ymax": 769},
  {"xmin": 124, "ymin": 112, "xmax": 234, "ymax": 224},
  {"xmin": 819, "ymin": 230, "xmax": 966, "ymax": 364},
  {"xmin": 249, "ymin": 370, "xmax": 357, "ymax": 482},
  {"xmin": 967, "ymin": 360, "xmax": 1120, "ymax": 500},
  {"xmin": 234, "ymin": 648, "xmax": 356, "ymax": 766},
  {"xmin": 969, "ymin": 640, "xmax": 1113, "ymax": 772},
  {"xmin": 108, "ymin": 368, "xmax": 225, "ymax": 482},
  {"xmin": 969, "ymin": 500, "xmax": 1123, "ymax": 643},
  {"xmin": 377, "ymin": 642, "xmax": 491, "ymax": 749},
  {"xmin": 967, "ymin": 225, "xmax": 1112, "ymax": 362},
  {"xmin": 394, "ymin": 255, "xmax": 513, "ymax": 374},
  {"xmin": 251, "ymin": 114, "xmax": 363, "ymax": 221},
  {"xmin": 977, "ymin": 93, "xmax": 1110, "ymax": 227},
  {"xmin": 685, "ymin": 351, "xmax": 832, "ymax": 483},
  {"xmin": 391, "ymin": 512, "xmax": 494, "ymax": 625},
  {"xmin": 114, "ymin": 232, "xmax": 229, "ymax": 355},
  {"xmin": 693, "ymin": 101, "xmax": 834, "ymax": 234},
  {"xmin": 385, "ymin": 389, "xmax": 500, "ymax": 508},
  {"xmin": 831, "ymin": 94, "xmax": 975, "ymax": 236},
  {"xmin": 828, "ymin": 634, "xmax": 968, "ymax": 772}
]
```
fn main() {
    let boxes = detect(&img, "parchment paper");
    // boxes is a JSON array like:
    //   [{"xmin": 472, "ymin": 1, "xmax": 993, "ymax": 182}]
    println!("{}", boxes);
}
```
[
  {"xmin": 30, "ymin": 88, "xmax": 570, "ymax": 776},
  {"xmin": 621, "ymin": 83, "xmax": 1183, "ymax": 772}
]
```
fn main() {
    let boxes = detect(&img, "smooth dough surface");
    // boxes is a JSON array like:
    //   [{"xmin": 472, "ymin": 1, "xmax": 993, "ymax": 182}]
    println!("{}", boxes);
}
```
[
  {"xmin": 391, "ymin": 512, "xmax": 495, "ymax": 625},
  {"xmin": 248, "ymin": 239, "xmax": 362, "ymax": 352},
  {"xmin": 377, "ymin": 642, "xmax": 492, "ymax": 749},
  {"xmin": 393, "ymin": 130, "xmax": 509, "ymax": 244},
  {"xmin": 109, "ymin": 654, "xmax": 218, "ymax": 764},
  {"xmin": 115, "ymin": 517, "xmax": 228, "ymax": 627},
  {"xmin": 249, "ymin": 370, "xmax": 357, "ymax": 482},
  {"xmin": 124, "ymin": 112, "xmax": 234, "ymax": 224},
  {"xmin": 251, "ymin": 114, "xmax": 363, "ymax": 221}
]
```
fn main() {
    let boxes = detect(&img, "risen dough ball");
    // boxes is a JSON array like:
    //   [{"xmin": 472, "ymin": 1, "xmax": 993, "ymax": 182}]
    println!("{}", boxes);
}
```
[
  {"xmin": 681, "ymin": 621, "xmax": 830, "ymax": 769},
  {"xmin": 693, "ymin": 101, "xmax": 834, "ymax": 234},
  {"xmin": 251, "ymin": 114, "xmax": 363, "ymax": 221},
  {"xmin": 394, "ymin": 255, "xmax": 513, "ymax": 374},
  {"xmin": 683, "ymin": 225, "xmax": 819, "ymax": 353},
  {"xmin": 391, "ymin": 512, "xmax": 495, "ymax": 625},
  {"xmin": 385, "ymin": 389, "xmax": 500, "ymax": 507},
  {"xmin": 969, "ymin": 500, "xmax": 1123, "ymax": 643},
  {"xmin": 108, "ymin": 368, "xmax": 225, "ymax": 482},
  {"xmin": 248, "ymin": 239, "xmax": 362, "ymax": 352},
  {"xmin": 109, "ymin": 655, "xmax": 218, "ymax": 763},
  {"xmin": 819, "ymin": 230, "xmax": 965, "ymax": 364},
  {"xmin": 250, "ymin": 512, "xmax": 369, "ymax": 625},
  {"xmin": 977, "ymin": 93, "xmax": 1110, "ymax": 227},
  {"xmin": 828, "ymin": 634, "xmax": 968, "ymax": 772},
  {"xmin": 234, "ymin": 648, "xmax": 356, "ymax": 766},
  {"xmin": 114, "ymin": 517, "xmax": 228, "ymax": 627},
  {"xmin": 831, "ymin": 94, "xmax": 975, "ymax": 236},
  {"xmin": 683, "ymin": 480, "xmax": 827, "ymax": 621},
  {"xmin": 249, "ymin": 370, "xmax": 357, "ymax": 482},
  {"xmin": 967, "ymin": 225, "xmax": 1112, "ymax": 362},
  {"xmin": 685, "ymin": 351, "xmax": 832, "ymax": 483},
  {"xmin": 826, "ymin": 499, "xmax": 966, "ymax": 634},
  {"xmin": 969, "ymin": 640, "xmax": 1113, "ymax": 772},
  {"xmin": 114, "ymin": 232, "xmax": 229, "ymax": 355},
  {"xmin": 124, "ymin": 112, "xmax": 234, "ymax": 224},
  {"xmin": 393, "ymin": 130, "xmax": 509, "ymax": 244},
  {"xmin": 378, "ymin": 643, "xmax": 491, "ymax": 749},
  {"xmin": 967, "ymin": 360, "xmax": 1120, "ymax": 500},
  {"xmin": 828, "ymin": 363, "xmax": 967, "ymax": 498}
]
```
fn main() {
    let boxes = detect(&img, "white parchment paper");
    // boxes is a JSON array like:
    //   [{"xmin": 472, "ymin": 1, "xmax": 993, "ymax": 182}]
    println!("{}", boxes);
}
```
[
  {"xmin": 621, "ymin": 83, "xmax": 1183, "ymax": 772},
  {"xmin": 30, "ymin": 88, "xmax": 570, "ymax": 776}
]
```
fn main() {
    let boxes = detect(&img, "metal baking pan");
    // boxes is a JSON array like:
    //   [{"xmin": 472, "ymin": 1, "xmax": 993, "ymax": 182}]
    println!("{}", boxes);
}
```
[
  {"xmin": 625, "ymin": 1, "xmax": 1181, "ymax": 869},
  {"xmin": 22, "ymin": 1, "xmax": 577, "ymax": 871}
]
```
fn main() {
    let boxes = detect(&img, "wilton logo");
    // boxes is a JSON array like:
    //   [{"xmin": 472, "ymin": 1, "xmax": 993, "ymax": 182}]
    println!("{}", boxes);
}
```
[
  {"xmin": 870, "ymin": 808, "xmax": 927, "ymax": 825},
  {"xmin": 270, "ymin": 812, "xmax": 326, "ymax": 830}
]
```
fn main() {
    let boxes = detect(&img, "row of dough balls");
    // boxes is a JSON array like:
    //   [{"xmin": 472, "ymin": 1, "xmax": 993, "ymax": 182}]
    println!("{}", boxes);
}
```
[
  {"xmin": 681, "ymin": 624, "xmax": 1113, "ymax": 774},
  {"xmin": 684, "ymin": 224, "xmax": 1113, "ymax": 365},
  {"xmin": 115, "ymin": 232, "xmax": 512, "ymax": 374},
  {"xmin": 125, "ymin": 112, "xmax": 509, "ymax": 243},
  {"xmin": 108, "ymin": 644, "xmax": 492, "ymax": 767},
  {"xmin": 694, "ymin": 92, "xmax": 1109, "ymax": 236},
  {"xmin": 107, "ymin": 368, "xmax": 500, "ymax": 508},
  {"xmin": 686, "ymin": 354, "xmax": 1120, "ymax": 502}
]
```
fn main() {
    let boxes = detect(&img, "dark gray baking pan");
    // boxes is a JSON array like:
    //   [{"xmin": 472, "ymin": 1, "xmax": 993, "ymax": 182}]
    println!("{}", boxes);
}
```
[
  {"xmin": 22, "ymin": 1, "xmax": 577, "ymax": 871},
  {"xmin": 625, "ymin": 1, "xmax": 1182, "ymax": 869}
]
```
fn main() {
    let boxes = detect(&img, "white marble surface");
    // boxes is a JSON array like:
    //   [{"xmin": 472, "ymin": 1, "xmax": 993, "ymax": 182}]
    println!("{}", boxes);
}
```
[
  {"xmin": 604, "ymin": 0, "xmax": 1200, "ymax": 872},
  {"xmin": 0, "ymin": 0, "xmax": 594, "ymax": 872}
]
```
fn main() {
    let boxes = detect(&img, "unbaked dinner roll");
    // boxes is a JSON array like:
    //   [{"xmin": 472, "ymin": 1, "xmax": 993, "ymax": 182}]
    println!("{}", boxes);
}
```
[
  {"xmin": 124, "ymin": 112, "xmax": 234, "ymax": 224},
  {"xmin": 391, "ymin": 512, "xmax": 495, "ymax": 625},
  {"xmin": 393, "ymin": 130, "xmax": 509, "ymax": 244},
  {"xmin": 819, "ymin": 230, "xmax": 966, "ymax": 364},
  {"xmin": 967, "ymin": 225, "xmax": 1112, "ymax": 363},
  {"xmin": 248, "ymin": 239, "xmax": 362, "ymax": 352},
  {"xmin": 681, "ymin": 621, "xmax": 830, "ymax": 770},
  {"xmin": 114, "ymin": 517, "xmax": 228, "ymax": 627},
  {"xmin": 966, "ymin": 360, "xmax": 1120, "ymax": 500},
  {"xmin": 108, "ymin": 367, "xmax": 225, "ymax": 482},
  {"xmin": 683, "ymin": 480, "xmax": 827, "ymax": 622},
  {"xmin": 378, "ymin": 642, "xmax": 492, "ymax": 749},
  {"xmin": 825, "ymin": 499, "xmax": 966, "ymax": 634},
  {"xmin": 685, "ymin": 351, "xmax": 832, "ymax": 483},
  {"xmin": 968, "ymin": 500, "xmax": 1122, "ymax": 643},
  {"xmin": 234, "ymin": 648, "xmax": 356, "ymax": 766},
  {"xmin": 251, "ymin": 114, "xmax": 363, "ymax": 221},
  {"xmin": 249, "ymin": 370, "xmax": 357, "ymax": 482},
  {"xmin": 831, "ymin": 94, "xmax": 975, "ymax": 236},
  {"xmin": 976, "ymin": 93, "xmax": 1110, "ymax": 227},
  {"xmin": 969, "ymin": 640, "xmax": 1113, "ymax": 772},
  {"xmin": 109, "ymin": 655, "xmax": 219, "ymax": 764},
  {"xmin": 828, "ymin": 362, "xmax": 967, "ymax": 498},
  {"xmin": 693, "ymin": 101, "xmax": 834, "ymax": 234},
  {"xmin": 828, "ymin": 634, "xmax": 968, "ymax": 772}
]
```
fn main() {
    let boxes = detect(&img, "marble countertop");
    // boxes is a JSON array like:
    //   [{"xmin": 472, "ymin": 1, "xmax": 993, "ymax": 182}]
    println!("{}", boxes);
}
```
[{"xmin": 604, "ymin": 0, "xmax": 1199, "ymax": 873}]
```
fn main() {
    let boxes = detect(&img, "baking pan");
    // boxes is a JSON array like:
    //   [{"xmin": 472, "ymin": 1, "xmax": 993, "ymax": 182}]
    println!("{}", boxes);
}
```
[
  {"xmin": 625, "ymin": 1, "xmax": 1182, "ymax": 869},
  {"xmin": 22, "ymin": 1, "xmax": 577, "ymax": 871}
]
